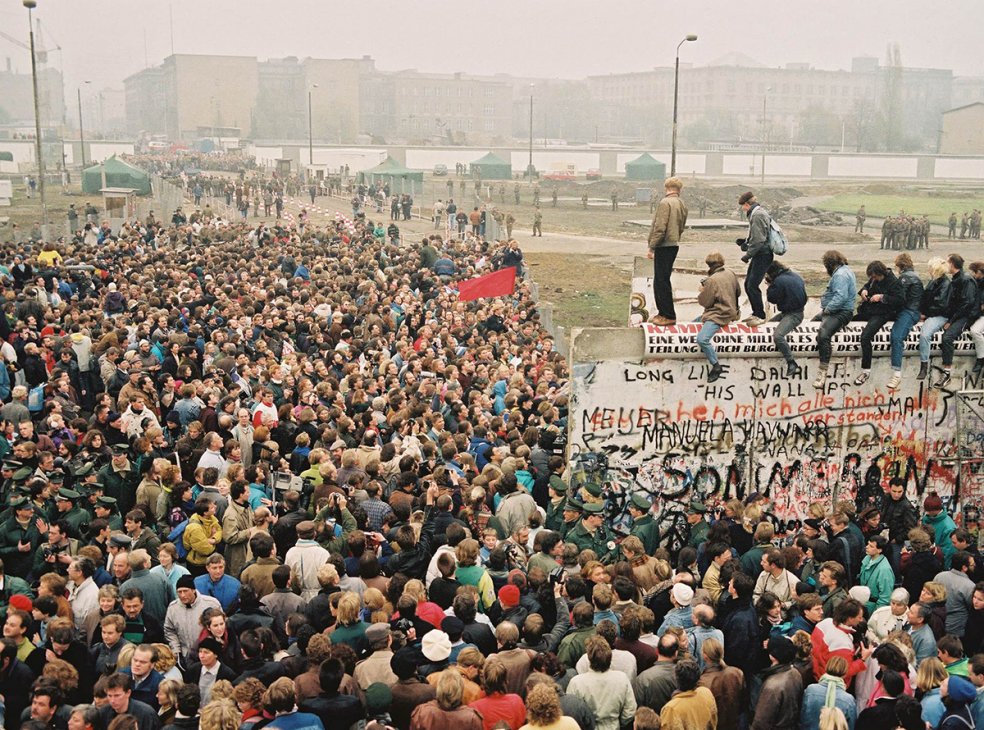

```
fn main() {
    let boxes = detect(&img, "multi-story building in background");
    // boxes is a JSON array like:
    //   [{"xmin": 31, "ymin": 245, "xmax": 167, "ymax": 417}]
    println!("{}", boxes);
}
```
[
  {"xmin": 121, "ymin": 51, "xmax": 957, "ymax": 152},
  {"xmin": 0, "ymin": 61, "xmax": 65, "ymax": 133}
]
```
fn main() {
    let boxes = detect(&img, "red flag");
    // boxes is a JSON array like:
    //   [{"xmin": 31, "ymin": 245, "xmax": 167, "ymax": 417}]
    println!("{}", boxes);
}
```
[{"xmin": 457, "ymin": 267, "xmax": 516, "ymax": 302}]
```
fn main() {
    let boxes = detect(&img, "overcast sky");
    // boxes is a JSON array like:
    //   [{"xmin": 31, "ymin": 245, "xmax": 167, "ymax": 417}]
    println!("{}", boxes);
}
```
[{"xmin": 1, "ymin": 0, "xmax": 981, "ymax": 93}]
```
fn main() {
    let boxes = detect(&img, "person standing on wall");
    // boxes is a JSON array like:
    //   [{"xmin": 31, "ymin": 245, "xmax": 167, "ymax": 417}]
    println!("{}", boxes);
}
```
[
  {"xmin": 765, "ymin": 261, "xmax": 808, "ymax": 377},
  {"xmin": 647, "ymin": 177, "xmax": 689, "ymax": 327},
  {"xmin": 852, "ymin": 260, "xmax": 903, "ymax": 386},
  {"xmin": 695, "ymin": 251, "xmax": 741, "ymax": 383},
  {"xmin": 813, "ymin": 250, "xmax": 857, "ymax": 390},
  {"xmin": 735, "ymin": 191, "xmax": 773, "ymax": 328}
]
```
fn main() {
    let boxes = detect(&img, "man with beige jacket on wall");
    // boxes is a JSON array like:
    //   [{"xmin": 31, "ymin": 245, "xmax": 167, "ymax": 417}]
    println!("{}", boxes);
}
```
[
  {"xmin": 696, "ymin": 251, "xmax": 740, "ymax": 383},
  {"xmin": 647, "ymin": 177, "xmax": 689, "ymax": 326}
]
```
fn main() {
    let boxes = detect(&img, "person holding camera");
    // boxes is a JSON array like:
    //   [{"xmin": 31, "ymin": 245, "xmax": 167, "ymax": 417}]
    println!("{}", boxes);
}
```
[
  {"xmin": 736, "ymin": 191, "xmax": 774, "ymax": 327},
  {"xmin": 33, "ymin": 518, "xmax": 79, "ymax": 578}
]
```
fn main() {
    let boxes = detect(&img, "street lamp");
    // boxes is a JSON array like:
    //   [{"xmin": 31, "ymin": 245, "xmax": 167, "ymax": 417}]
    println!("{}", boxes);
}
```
[
  {"xmin": 527, "ymin": 83, "xmax": 535, "ymax": 180},
  {"xmin": 670, "ymin": 34, "xmax": 698, "ymax": 177},
  {"xmin": 761, "ymin": 86, "xmax": 773, "ymax": 184},
  {"xmin": 24, "ymin": 0, "xmax": 46, "ymax": 229},
  {"xmin": 78, "ymin": 80, "xmax": 90, "ymax": 168},
  {"xmin": 308, "ymin": 83, "xmax": 318, "ymax": 181}
]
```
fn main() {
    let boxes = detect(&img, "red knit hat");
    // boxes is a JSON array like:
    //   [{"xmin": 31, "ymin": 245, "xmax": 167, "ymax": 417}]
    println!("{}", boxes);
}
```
[
  {"xmin": 923, "ymin": 493, "xmax": 944, "ymax": 512},
  {"xmin": 498, "ymin": 584, "xmax": 520, "ymax": 608},
  {"xmin": 9, "ymin": 594, "xmax": 32, "ymax": 612}
]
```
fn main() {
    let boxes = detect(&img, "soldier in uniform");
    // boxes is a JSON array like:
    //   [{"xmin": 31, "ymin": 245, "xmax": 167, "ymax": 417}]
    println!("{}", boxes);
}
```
[
  {"xmin": 0, "ymin": 459, "xmax": 23, "ymax": 502},
  {"xmin": 972, "ymin": 209, "xmax": 981, "ymax": 239},
  {"xmin": 51, "ymin": 488, "xmax": 89, "ymax": 540},
  {"xmin": 566, "ymin": 501, "xmax": 618, "ymax": 564},
  {"xmin": 533, "ymin": 184, "xmax": 541, "ymax": 207},
  {"xmin": 855, "ymin": 205, "xmax": 866, "ymax": 233},
  {"xmin": 949, "ymin": 213, "xmax": 958, "ymax": 239},
  {"xmin": 610, "ymin": 187, "xmax": 619, "ymax": 211},
  {"xmin": 0, "ymin": 495, "xmax": 45, "ymax": 579},
  {"xmin": 559, "ymin": 498, "xmax": 583, "ymax": 541},
  {"xmin": 581, "ymin": 192, "xmax": 588, "ymax": 209},
  {"xmin": 93, "ymin": 495, "xmax": 123, "ymax": 532},
  {"xmin": 505, "ymin": 212, "xmax": 516, "ymax": 239},
  {"xmin": 514, "ymin": 183, "xmax": 521, "ymax": 205},
  {"xmin": 544, "ymin": 471, "xmax": 568, "ymax": 533},
  {"xmin": 98, "ymin": 444, "xmax": 139, "ymax": 516},
  {"xmin": 532, "ymin": 207, "xmax": 542, "ymax": 237},
  {"xmin": 961, "ymin": 213, "xmax": 969, "ymax": 239},
  {"xmin": 551, "ymin": 189, "xmax": 558, "ymax": 207},
  {"xmin": 881, "ymin": 217, "xmax": 892, "ymax": 249},
  {"xmin": 627, "ymin": 493, "xmax": 659, "ymax": 556},
  {"xmin": 685, "ymin": 501, "xmax": 710, "ymax": 549},
  {"xmin": 918, "ymin": 216, "xmax": 931, "ymax": 250}
]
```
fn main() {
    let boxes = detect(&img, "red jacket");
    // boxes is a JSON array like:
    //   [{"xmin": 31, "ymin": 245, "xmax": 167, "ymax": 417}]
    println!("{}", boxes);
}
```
[{"xmin": 811, "ymin": 617, "xmax": 866, "ymax": 685}]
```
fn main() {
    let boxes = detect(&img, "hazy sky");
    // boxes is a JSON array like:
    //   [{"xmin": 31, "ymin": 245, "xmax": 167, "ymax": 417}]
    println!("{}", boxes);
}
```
[{"xmin": 1, "ymin": 0, "xmax": 982, "ymax": 93}]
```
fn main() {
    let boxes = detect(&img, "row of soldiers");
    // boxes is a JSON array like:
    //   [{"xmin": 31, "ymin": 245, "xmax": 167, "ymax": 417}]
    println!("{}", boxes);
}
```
[
  {"xmin": 950, "ymin": 210, "xmax": 982, "ymax": 239},
  {"xmin": 880, "ymin": 213, "xmax": 931, "ymax": 250}
]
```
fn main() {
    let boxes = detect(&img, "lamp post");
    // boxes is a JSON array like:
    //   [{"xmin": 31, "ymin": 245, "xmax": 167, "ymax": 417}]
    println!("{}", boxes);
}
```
[
  {"xmin": 307, "ymin": 83, "xmax": 318, "ymax": 181},
  {"xmin": 670, "ymin": 34, "xmax": 698, "ymax": 177},
  {"xmin": 24, "ymin": 0, "xmax": 46, "ymax": 229},
  {"xmin": 527, "ymin": 83, "xmax": 535, "ymax": 180},
  {"xmin": 77, "ymin": 80, "xmax": 90, "ymax": 168},
  {"xmin": 761, "ymin": 86, "xmax": 772, "ymax": 184}
]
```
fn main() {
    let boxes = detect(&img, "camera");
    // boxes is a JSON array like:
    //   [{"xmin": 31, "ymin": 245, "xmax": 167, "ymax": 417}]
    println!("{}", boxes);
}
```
[
  {"xmin": 41, "ymin": 546, "xmax": 53, "ymax": 560},
  {"xmin": 394, "ymin": 618, "xmax": 414, "ymax": 635},
  {"xmin": 549, "ymin": 566, "xmax": 567, "ymax": 586}
]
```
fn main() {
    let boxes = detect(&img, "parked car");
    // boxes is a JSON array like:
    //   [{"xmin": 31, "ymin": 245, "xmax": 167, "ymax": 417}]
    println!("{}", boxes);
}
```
[{"xmin": 586, "ymin": 168, "xmax": 602, "ymax": 180}]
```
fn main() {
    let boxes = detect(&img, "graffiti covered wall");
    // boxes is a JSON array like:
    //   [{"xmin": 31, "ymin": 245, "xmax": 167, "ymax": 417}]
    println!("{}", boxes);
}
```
[{"xmin": 569, "ymin": 324, "xmax": 980, "ymax": 553}]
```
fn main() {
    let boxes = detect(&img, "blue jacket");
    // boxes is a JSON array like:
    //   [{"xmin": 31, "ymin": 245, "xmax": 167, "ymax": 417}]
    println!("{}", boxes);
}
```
[
  {"xmin": 821, "ymin": 264, "xmax": 857, "ymax": 314},
  {"xmin": 766, "ymin": 269, "xmax": 808, "ymax": 313},
  {"xmin": 922, "ymin": 687, "xmax": 946, "ymax": 728},
  {"xmin": 800, "ymin": 676, "xmax": 857, "ymax": 730},
  {"xmin": 194, "ymin": 574, "xmax": 241, "ymax": 613}
]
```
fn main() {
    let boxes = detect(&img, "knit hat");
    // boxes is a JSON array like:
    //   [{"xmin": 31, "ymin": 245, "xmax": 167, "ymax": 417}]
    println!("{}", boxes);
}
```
[
  {"xmin": 390, "ymin": 647, "xmax": 418, "ymax": 679},
  {"xmin": 946, "ymin": 675, "xmax": 977, "ymax": 703},
  {"xmin": 421, "ymin": 630, "xmax": 452, "ymax": 662},
  {"xmin": 9, "ymin": 594, "xmax": 32, "ymax": 612},
  {"xmin": 671, "ymin": 583, "xmax": 694, "ymax": 607},
  {"xmin": 498, "ymin": 584, "xmax": 521, "ymax": 608},
  {"xmin": 177, "ymin": 575, "xmax": 196, "ymax": 590},
  {"xmin": 364, "ymin": 683, "xmax": 393, "ymax": 715},
  {"xmin": 198, "ymin": 637, "xmax": 223, "ymax": 656},
  {"xmin": 848, "ymin": 585, "xmax": 870, "ymax": 605},
  {"xmin": 923, "ymin": 493, "xmax": 943, "ymax": 512}
]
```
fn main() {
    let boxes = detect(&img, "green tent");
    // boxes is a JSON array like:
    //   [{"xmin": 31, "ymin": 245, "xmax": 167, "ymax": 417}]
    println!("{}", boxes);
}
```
[
  {"xmin": 82, "ymin": 155, "xmax": 152, "ymax": 195},
  {"xmin": 0, "ymin": 152, "xmax": 12, "ymax": 162},
  {"xmin": 624, "ymin": 152, "xmax": 666, "ymax": 182},
  {"xmin": 365, "ymin": 156, "xmax": 423, "ymax": 193},
  {"xmin": 470, "ymin": 151, "xmax": 512, "ymax": 180}
]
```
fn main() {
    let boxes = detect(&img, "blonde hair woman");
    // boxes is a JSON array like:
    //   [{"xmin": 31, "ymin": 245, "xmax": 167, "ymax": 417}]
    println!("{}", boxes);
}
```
[
  {"xmin": 917, "ymin": 257, "xmax": 955, "ymax": 383},
  {"xmin": 410, "ymin": 669, "xmax": 483, "ymax": 730},
  {"xmin": 916, "ymin": 657, "xmax": 948, "ymax": 726},
  {"xmin": 520, "ymin": 683, "xmax": 580, "ymax": 730},
  {"xmin": 200, "ymin": 699, "xmax": 240, "ymax": 730}
]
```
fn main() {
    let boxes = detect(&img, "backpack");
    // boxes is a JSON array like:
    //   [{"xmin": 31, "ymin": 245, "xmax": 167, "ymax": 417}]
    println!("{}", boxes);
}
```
[
  {"xmin": 169, "ymin": 519, "xmax": 190, "ymax": 559},
  {"xmin": 27, "ymin": 384, "xmax": 45, "ymax": 412},
  {"xmin": 768, "ymin": 217, "xmax": 789, "ymax": 255}
]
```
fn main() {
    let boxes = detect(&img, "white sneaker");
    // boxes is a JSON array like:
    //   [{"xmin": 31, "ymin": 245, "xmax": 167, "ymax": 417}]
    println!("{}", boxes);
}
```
[
  {"xmin": 854, "ymin": 371, "xmax": 870, "ymax": 386},
  {"xmin": 813, "ymin": 369, "xmax": 828, "ymax": 390},
  {"xmin": 886, "ymin": 373, "xmax": 902, "ymax": 390},
  {"xmin": 745, "ymin": 316, "xmax": 765, "ymax": 327}
]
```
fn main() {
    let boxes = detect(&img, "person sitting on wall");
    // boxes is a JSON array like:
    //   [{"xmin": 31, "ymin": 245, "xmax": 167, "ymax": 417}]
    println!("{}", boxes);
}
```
[
  {"xmin": 813, "ymin": 250, "xmax": 857, "ymax": 391},
  {"xmin": 765, "ymin": 261, "xmax": 808, "ymax": 377},
  {"xmin": 853, "ymin": 260, "xmax": 903, "ymax": 386},
  {"xmin": 695, "ymin": 251, "xmax": 740, "ymax": 384}
]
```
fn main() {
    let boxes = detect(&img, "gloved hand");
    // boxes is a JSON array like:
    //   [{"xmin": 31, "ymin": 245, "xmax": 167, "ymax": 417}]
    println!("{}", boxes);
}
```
[
  {"xmin": 741, "ymin": 255, "xmax": 750, "ymax": 263},
  {"xmin": 735, "ymin": 237, "xmax": 746, "ymax": 246}
]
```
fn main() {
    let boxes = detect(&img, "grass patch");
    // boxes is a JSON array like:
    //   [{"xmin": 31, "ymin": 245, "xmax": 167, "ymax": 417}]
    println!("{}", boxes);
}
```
[
  {"xmin": 820, "ymin": 194, "xmax": 984, "ymax": 227},
  {"xmin": 526, "ymin": 252, "xmax": 630, "ymax": 329}
]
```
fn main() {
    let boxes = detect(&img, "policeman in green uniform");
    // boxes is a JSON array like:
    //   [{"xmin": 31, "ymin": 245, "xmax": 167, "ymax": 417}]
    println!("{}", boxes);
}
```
[
  {"xmin": 559, "ymin": 498, "xmax": 583, "ymax": 540},
  {"xmin": 99, "ymin": 444, "xmax": 139, "ymax": 516},
  {"xmin": 628, "ymin": 493, "xmax": 659, "ymax": 556},
  {"xmin": 0, "ymin": 459, "xmax": 23, "ymax": 501},
  {"xmin": 52, "ymin": 488, "xmax": 89, "ymax": 540},
  {"xmin": 567, "ymin": 501, "xmax": 619, "ymax": 564},
  {"xmin": 686, "ymin": 501, "xmax": 710, "ymax": 549},
  {"xmin": 93, "ymin": 495, "xmax": 123, "ymax": 532},
  {"xmin": 545, "ymin": 473, "xmax": 568, "ymax": 532},
  {"xmin": 0, "ymin": 496, "xmax": 45, "ymax": 579}
]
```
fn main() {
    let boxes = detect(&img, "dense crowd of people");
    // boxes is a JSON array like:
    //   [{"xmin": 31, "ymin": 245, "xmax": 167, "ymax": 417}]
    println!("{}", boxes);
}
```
[{"xmin": 0, "ymin": 161, "xmax": 981, "ymax": 730}]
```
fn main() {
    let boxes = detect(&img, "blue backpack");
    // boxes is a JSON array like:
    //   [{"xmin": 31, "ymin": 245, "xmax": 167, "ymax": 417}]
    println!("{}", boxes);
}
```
[{"xmin": 168, "ymin": 519, "xmax": 190, "ymax": 559}]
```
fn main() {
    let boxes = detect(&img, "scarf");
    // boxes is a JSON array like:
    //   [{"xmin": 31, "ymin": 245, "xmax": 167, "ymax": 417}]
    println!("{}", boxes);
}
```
[{"xmin": 820, "ymin": 673, "xmax": 846, "ymax": 708}]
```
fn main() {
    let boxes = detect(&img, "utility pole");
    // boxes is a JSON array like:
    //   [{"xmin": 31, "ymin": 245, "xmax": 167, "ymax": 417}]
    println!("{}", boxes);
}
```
[
  {"xmin": 24, "ymin": 0, "xmax": 46, "ymax": 230},
  {"xmin": 78, "ymin": 80, "xmax": 90, "ymax": 168},
  {"xmin": 671, "ymin": 34, "xmax": 698, "ymax": 177}
]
